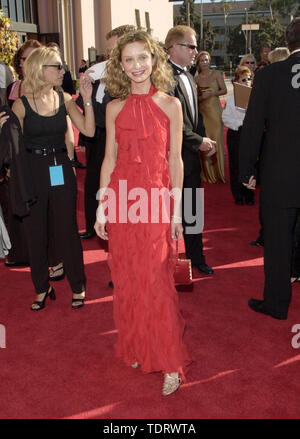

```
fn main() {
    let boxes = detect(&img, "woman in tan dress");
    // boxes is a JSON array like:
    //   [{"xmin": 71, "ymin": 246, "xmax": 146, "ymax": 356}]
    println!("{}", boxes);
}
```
[{"xmin": 195, "ymin": 51, "xmax": 227, "ymax": 183}]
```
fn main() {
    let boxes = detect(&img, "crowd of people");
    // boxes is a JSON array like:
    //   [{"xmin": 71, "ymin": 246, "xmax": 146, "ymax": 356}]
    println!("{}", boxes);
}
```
[{"xmin": 0, "ymin": 17, "xmax": 299, "ymax": 396}]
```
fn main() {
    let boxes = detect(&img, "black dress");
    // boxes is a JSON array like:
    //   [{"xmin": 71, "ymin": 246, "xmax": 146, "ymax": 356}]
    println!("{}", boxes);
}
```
[{"xmin": 20, "ymin": 91, "xmax": 85, "ymax": 294}]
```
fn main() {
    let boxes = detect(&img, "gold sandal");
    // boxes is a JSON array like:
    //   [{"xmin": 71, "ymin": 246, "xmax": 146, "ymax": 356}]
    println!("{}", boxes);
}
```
[
  {"xmin": 131, "ymin": 362, "xmax": 140, "ymax": 369},
  {"xmin": 162, "ymin": 373, "xmax": 182, "ymax": 396}
]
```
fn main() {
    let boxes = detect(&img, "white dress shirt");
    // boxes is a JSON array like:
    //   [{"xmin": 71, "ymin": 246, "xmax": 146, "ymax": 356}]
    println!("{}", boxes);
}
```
[
  {"xmin": 171, "ymin": 61, "xmax": 196, "ymax": 121},
  {"xmin": 222, "ymin": 95, "xmax": 246, "ymax": 131}
]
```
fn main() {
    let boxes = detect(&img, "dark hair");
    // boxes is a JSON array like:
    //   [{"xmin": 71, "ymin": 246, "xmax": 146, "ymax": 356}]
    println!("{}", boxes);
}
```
[
  {"xmin": 14, "ymin": 39, "xmax": 42, "ymax": 77},
  {"xmin": 106, "ymin": 25, "xmax": 136, "ymax": 40},
  {"xmin": 286, "ymin": 17, "xmax": 300, "ymax": 52},
  {"xmin": 46, "ymin": 42, "xmax": 60, "ymax": 50}
]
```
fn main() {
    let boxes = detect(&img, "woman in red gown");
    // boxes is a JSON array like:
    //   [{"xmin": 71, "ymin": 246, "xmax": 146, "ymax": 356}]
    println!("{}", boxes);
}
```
[{"xmin": 94, "ymin": 30, "xmax": 191, "ymax": 396}]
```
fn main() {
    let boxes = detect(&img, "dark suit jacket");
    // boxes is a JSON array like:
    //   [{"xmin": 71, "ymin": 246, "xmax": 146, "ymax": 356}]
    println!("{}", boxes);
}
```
[
  {"xmin": 169, "ymin": 61, "xmax": 204, "ymax": 177},
  {"xmin": 0, "ymin": 106, "xmax": 36, "ymax": 217},
  {"xmin": 239, "ymin": 52, "xmax": 300, "ymax": 208}
]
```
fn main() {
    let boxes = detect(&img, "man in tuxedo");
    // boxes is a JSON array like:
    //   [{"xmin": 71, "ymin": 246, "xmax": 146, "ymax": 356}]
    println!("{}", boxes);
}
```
[
  {"xmin": 240, "ymin": 18, "xmax": 300, "ymax": 320},
  {"xmin": 165, "ymin": 25, "xmax": 216, "ymax": 275}
]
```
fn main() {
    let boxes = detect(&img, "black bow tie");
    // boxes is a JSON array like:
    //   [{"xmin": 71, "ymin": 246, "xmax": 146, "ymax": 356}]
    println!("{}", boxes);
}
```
[
  {"xmin": 177, "ymin": 67, "xmax": 186, "ymax": 76},
  {"xmin": 170, "ymin": 62, "xmax": 186, "ymax": 76}
]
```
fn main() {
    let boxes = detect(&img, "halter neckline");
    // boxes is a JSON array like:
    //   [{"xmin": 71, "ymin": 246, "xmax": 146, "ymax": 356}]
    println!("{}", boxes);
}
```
[{"xmin": 130, "ymin": 84, "xmax": 156, "ymax": 97}]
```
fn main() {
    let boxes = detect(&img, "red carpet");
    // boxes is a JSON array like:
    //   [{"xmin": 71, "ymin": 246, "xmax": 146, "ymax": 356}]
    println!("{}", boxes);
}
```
[{"xmin": 1, "ymin": 138, "xmax": 300, "ymax": 420}]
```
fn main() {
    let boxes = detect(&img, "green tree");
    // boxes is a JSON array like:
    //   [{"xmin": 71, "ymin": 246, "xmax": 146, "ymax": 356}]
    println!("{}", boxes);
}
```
[
  {"xmin": 227, "ymin": 15, "xmax": 286, "ymax": 64},
  {"xmin": 220, "ymin": 1, "xmax": 232, "ymax": 62},
  {"xmin": 174, "ymin": 0, "xmax": 215, "ymax": 52},
  {"xmin": 0, "ymin": 9, "xmax": 18, "ymax": 65},
  {"xmin": 251, "ymin": 0, "xmax": 298, "ymax": 20}
]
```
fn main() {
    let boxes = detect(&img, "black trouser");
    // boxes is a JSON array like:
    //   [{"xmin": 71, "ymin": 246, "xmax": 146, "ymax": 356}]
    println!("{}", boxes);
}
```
[
  {"xmin": 262, "ymin": 204, "xmax": 300, "ymax": 316},
  {"xmin": 292, "ymin": 212, "xmax": 300, "ymax": 278},
  {"xmin": 84, "ymin": 129, "xmax": 106, "ymax": 232},
  {"xmin": 23, "ymin": 152, "xmax": 85, "ymax": 294},
  {"xmin": 227, "ymin": 128, "xmax": 254, "ymax": 203},
  {"xmin": 182, "ymin": 170, "xmax": 205, "ymax": 265},
  {"xmin": 256, "ymin": 201, "xmax": 264, "ymax": 244}
]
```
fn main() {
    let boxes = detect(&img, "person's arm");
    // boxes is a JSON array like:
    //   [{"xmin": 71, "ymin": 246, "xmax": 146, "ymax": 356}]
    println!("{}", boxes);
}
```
[
  {"xmin": 169, "ymin": 76, "xmax": 215, "ymax": 156},
  {"xmin": 64, "ymin": 74, "xmax": 95, "ymax": 137},
  {"xmin": 214, "ymin": 70, "xmax": 227, "ymax": 97},
  {"xmin": 0, "ymin": 112, "xmax": 9, "ymax": 130},
  {"xmin": 198, "ymin": 71, "xmax": 227, "ymax": 101},
  {"xmin": 239, "ymin": 68, "xmax": 268, "ymax": 187},
  {"xmin": 168, "ymin": 97, "xmax": 184, "ymax": 240},
  {"xmin": 183, "ymin": 123, "xmax": 216, "ymax": 157},
  {"xmin": 222, "ymin": 95, "xmax": 240, "ymax": 130},
  {"xmin": 94, "ymin": 100, "xmax": 120, "ymax": 240},
  {"xmin": 65, "ymin": 115, "xmax": 75, "ymax": 160}
]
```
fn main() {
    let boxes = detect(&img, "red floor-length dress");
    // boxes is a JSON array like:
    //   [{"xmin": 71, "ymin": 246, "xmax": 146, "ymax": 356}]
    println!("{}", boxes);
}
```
[{"xmin": 106, "ymin": 85, "xmax": 191, "ymax": 379}]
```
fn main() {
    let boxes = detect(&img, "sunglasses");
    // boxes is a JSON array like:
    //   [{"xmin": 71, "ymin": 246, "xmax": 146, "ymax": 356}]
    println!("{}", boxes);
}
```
[
  {"xmin": 168, "ymin": 42, "xmax": 197, "ymax": 51},
  {"xmin": 43, "ymin": 64, "xmax": 64, "ymax": 70},
  {"xmin": 177, "ymin": 42, "xmax": 198, "ymax": 50},
  {"xmin": 241, "ymin": 77, "xmax": 252, "ymax": 82},
  {"xmin": 245, "ymin": 61, "xmax": 255, "ymax": 64}
]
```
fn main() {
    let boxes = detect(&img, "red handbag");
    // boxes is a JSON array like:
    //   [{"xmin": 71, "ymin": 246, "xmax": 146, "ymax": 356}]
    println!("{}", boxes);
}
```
[{"xmin": 173, "ymin": 240, "xmax": 193, "ymax": 290}]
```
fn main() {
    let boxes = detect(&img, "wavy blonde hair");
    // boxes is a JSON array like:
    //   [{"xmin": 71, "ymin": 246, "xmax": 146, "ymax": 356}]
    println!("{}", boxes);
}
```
[
  {"xmin": 268, "ymin": 47, "xmax": 290, "ymax": 63},
  {"xmin": 23, "ymin": 46, "xmax": 61, "ymax": 94},
  {"xmin": 105, "ymin": 30, "xmax": 175, "ymax": 100},
  {"xmin": 196, "ymin": 51, "xmax": 211, "ymax": 72}
]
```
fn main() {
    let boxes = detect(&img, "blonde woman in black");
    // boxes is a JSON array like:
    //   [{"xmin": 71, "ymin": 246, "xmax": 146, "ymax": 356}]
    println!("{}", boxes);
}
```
[{"xmin": 12, "ymin": 46, "xmax": 95, "ymax": 311}]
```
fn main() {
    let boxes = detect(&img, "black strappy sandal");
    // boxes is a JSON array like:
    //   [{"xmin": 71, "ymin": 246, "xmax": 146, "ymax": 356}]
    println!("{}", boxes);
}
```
[
  {"xmin": 30, "ymin": 287, "xmax": 56, "ymax": 311},
  {"xmin": 49, "ymin": 264, "xmax": 65, "ymax": 282}
]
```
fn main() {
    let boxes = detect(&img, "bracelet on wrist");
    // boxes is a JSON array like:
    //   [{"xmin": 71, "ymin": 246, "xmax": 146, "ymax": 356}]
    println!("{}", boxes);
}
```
[
  {"xmin": 84, "ymin": 101, "xmax": 92, "ymax": 107},
  {"xmin": 171, "ymin": 215, "xmax": 182, "ymax": 223}
]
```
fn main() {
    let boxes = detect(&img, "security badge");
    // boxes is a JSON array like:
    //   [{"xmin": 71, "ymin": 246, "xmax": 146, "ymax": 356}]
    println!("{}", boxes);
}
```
[{"xmin": 49, "ymin": 152, "xmax": 64, "ymax": 186}]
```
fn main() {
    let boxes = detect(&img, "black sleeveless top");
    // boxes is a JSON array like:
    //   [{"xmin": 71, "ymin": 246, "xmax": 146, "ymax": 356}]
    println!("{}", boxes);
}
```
[{"xmin": 21, "ymin": 90, "xmax": 67, "ymax": 150}]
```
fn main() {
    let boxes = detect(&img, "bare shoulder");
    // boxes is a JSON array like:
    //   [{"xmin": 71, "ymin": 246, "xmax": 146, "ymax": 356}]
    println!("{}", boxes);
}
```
[
  {"xmin": 215, "ymin": 69, "xmax": 223, "ymax": 80},
  {"xmin": 107, "ymin": 98, "xmax": 126, "ymax": 119},
  {"xmin": 12, "ymin": 97, "xmax": 25, "ymax": 118},
  {"xmin": 153, "ymin": 91, "xmax": 182, "ymax": 118},
  {"xmin": 63, "ymin": 91, "xmax": 73, "ymax": 105}
]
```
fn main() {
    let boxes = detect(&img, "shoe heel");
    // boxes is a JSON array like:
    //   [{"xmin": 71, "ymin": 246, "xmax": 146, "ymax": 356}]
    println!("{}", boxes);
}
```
[{"xmin": 49, "ymin": 288, "xmax": 56, "ymax": 301}]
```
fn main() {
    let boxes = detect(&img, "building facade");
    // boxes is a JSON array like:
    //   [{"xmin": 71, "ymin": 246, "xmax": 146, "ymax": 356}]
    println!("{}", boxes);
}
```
[{"xmin": 1, "ymin": 0, "xmax": 173, "ymax": 78}]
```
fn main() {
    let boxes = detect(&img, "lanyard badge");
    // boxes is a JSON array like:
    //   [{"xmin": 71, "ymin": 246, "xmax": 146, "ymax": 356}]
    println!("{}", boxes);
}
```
[{"xmin": 49, "ymin": 151, "xmax": 65, "ymax": 186}]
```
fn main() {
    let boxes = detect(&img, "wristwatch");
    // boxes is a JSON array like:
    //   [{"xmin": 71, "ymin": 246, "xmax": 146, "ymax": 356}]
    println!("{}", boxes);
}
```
[{"xmin": 84, "ymin": 101, "xmax": 92, "ymax": 107}]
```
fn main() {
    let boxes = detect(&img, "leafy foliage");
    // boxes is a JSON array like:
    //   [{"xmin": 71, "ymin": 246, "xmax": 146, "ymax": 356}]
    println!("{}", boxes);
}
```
[
  {"xmin": 174, "ymin": 0, "xmax": 216, "ymax": 52},
  {"xmin": 0, "ymin": 9, "xmax": 19, "ymax": 65},
  {"xmin": 227, "ymin": 15, "xmax": 286, "ymax": 64},
  {"xmin": 250, "ymin": 0, "xmax": 298, "ymax": 19}
]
